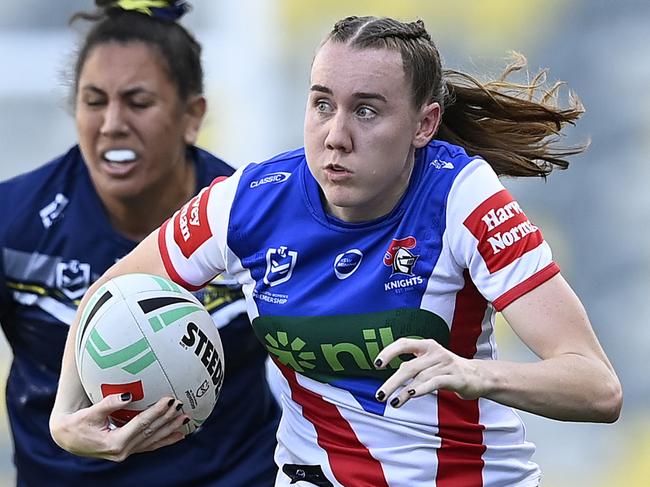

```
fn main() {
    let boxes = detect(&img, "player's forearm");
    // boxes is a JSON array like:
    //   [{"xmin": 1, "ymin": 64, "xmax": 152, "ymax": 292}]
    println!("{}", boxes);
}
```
[
  {"xmin": 51, "ymin": 232, "xmax": 168, "ymax": 435},
  {"xmin": 50, "ymin": 273, "xmax": 108, "ymax": 448},
  {"xmin": 475, "ymin": 354, "xmax": 622, "ymax": 422}
]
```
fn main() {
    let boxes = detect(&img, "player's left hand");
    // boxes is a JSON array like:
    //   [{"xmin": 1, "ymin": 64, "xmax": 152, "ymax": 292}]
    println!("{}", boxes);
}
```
[{"xmin": 374, "ymin": 338, "xmax": 485, "ymax": 408}]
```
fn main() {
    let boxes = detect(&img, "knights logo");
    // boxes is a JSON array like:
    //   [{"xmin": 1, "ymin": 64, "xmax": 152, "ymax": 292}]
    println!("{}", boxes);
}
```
[
  {"xmin": 56, "ymin": 259, "xmax": 91, "ymax": 300},
  {"xmin": 383, "ymin": 236, "xmax": 419, "ymax": 276},
  {"xmin": 264, "ymin": 246, "xmax": 298, "ymax": 287}
]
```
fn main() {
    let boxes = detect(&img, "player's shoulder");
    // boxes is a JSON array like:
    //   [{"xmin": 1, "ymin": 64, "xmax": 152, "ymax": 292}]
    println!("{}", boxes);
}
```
[
  {"xmin": 422, "ymin": 139, "xmax": 484, "ymax": 176},
  {"xmin": 413, "ymin": 139, "xmax": 487, "ymax": 202},
  {"xmin": 192, "ymin": 146, "xmax": 236, "ymax": 183},
  {"xmin": 235, "ymin": 147, "xmax": 305, "ymax": 189},
  {"xmin": 0, "ymin": 146, "xmax": 83, "ymax": 240}
]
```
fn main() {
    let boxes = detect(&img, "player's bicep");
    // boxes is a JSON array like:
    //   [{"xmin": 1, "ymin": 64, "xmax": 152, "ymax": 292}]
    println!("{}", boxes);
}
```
[
  {"xmin": 158, "ymin": 172, "xmax": 242, "ymax": 290},
  {"xmin": 501, "ymin": 273, "xmax": 611, "ymax": 362},
  {"xmin": 446, "ymin": 159, "xmax": 558, "ymax": 307},
  {"xmin": 105, "ymin": 230, "xmax": 170, "ymax": 282}
]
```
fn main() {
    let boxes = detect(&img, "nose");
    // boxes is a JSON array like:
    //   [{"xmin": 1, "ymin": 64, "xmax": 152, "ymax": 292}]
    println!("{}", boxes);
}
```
[
  {"xmin": 100, "ymin": 101, "xmax": 129, "ymax": 137},
  {"xmin": 324, "ymin": 112, "xmax": 352, "ymax": 153}
]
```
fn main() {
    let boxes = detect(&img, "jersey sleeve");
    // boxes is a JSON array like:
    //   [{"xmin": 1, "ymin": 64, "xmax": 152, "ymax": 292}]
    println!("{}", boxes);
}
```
[
  {"xmin": 158, "ymin": 168, "xmax": 243, "ymax": 291},
  {"xmin": 445, "ymin": 159, "xmax": 560, "ymax": 311}
]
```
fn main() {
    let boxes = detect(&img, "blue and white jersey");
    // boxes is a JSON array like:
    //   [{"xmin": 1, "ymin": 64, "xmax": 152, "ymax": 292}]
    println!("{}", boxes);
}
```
[
  {"xmin": 160, "ymin": 140, "xmax": 557, "ymax": 487},
  {"xmin": 0, "ymin": 146, "xmax": 279, "ymax": 487}
]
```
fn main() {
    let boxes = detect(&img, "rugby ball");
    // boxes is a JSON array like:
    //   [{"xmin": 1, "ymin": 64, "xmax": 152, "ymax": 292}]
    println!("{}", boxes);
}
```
[{"xmin": 75, "ymin": 273, "xmax": 224, "ymax": 434}]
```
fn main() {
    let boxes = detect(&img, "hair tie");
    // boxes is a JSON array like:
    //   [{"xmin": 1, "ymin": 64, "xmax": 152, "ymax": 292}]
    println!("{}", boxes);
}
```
[{"xmin": 112, "ymin": 0, "xmax": 190, "ymax": 22}]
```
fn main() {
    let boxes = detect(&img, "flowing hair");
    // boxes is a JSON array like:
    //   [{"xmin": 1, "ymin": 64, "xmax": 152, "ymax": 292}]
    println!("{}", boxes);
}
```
[{"xmin": 327, "ymin": 16, "xmax": 586, "ymax": 178}]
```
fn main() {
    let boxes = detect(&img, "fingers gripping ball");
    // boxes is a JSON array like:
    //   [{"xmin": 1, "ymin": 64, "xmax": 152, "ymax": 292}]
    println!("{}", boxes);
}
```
[{"xmin": 75, "ymin": 273, "xmax": 225, "ymax": 435}]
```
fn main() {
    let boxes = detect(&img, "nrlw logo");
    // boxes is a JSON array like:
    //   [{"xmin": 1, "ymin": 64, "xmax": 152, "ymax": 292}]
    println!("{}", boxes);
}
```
[
  {"xmin": 56, "ymin": 259, "xmax": 91, "ymax": 300},
  {"xmin": 249, "ymin": 171, "xmax": 291, "ymax": 188},
  {"xmin": 264, "ymin": 246, "xmax": 298, "ymax": 287},
  {"xmin": 464, "ymin": 189, "xmax": 544, "ymax": 273}
]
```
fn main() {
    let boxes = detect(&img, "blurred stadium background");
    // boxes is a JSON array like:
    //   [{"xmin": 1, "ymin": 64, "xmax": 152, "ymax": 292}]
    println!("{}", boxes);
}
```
[{"xmin": 1, "ymin": 0, "xmax": 649, "ymax": 485}]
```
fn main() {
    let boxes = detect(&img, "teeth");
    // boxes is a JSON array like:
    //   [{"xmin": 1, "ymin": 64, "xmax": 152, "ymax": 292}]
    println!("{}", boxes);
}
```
[{"xmin": 104, "ymin": 149, "xmax": 136, "ymax": 163}]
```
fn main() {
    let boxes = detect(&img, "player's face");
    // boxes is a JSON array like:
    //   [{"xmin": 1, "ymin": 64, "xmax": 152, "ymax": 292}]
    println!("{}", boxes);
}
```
[
  {"xmin": 304, "ymin": 41, "xmax": 439, "ymax": 222},
  {"xmin": 75, "ymin": 41, "xmax": 203, "ymax": 202}
]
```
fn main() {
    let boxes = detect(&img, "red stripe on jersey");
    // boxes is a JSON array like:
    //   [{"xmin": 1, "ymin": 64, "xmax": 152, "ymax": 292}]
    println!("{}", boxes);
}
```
[
  {"xmin": 464, "ymin": 189, "xmax": 544, "ymax": 274},
  {"xmin": 493, "ymin": 262, "xmax": 560, "ymax": 311},
  {"xmin": 157, "ymin": 221, "xmax": 202, "ymax": 291},
  {"xmin": 275, "ymin": 360, "xmax": 389, "ymax": 487},
  {"xmin": 172, "ymin": 176, "xmax": 227, "ymax": 259},
  {"xmin": 437, "ymin": 270, "xmax": 487, "ymax": 486}
]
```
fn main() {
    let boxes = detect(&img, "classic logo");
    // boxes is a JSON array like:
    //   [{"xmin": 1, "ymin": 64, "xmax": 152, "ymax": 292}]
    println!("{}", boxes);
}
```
[
  {"xmin": 264, "ymin": 246, "xmax": 298, "ymax": 287},
  {"xmin": 249, "ymin": 171, "xmax": 292, "ymax": 188},
  {"xmin": 429, "ymin": 159, "xmax": 454, "ymax": 170},
  {"xmin": 56, "ymin": 259, "xmax": 91, "ymax": 300},
  {"xmin": 39, "ymin": 193, "xmax": 69, "ymax": 228},
  {"xmin": 383, "ymin": 237, "xmax": 419, "ymax": 276},
  {"xmin": 333, "ymin": 249, "xmax": 363, "ymax": 280},
  {"xmin": 463, "ymin": 189, "xmax": 544, "ymax": 273}
]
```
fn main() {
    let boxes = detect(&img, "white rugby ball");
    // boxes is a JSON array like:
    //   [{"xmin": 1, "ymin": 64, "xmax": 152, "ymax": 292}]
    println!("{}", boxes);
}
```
[{"xmin": 75, "ymin": 273, "xmax": 224, "ymax": 434}]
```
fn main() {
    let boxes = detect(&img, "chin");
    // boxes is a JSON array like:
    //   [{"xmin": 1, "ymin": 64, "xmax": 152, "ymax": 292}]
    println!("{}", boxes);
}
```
[{"xmin": 320, "ymin": 186, "xmax": 357, "ymax": 208}]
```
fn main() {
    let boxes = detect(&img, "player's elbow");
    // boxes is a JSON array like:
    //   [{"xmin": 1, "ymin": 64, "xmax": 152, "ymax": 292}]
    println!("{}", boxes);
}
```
[
  {"xmin": 594, "ymin": 374, "xmax": 623, "ymax": 423},
  {"xmin": 49, "ymin": 415, "xmax": 66, "ymax": 451}
]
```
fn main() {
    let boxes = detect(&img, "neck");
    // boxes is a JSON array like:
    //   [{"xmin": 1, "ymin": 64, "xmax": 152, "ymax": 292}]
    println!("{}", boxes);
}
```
[{"xmin": 100, "ymin": 159, "xmax": 196, "ymax": 242}]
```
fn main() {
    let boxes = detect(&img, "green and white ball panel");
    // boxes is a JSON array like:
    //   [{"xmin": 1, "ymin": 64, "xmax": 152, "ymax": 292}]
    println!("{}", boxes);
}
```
[{"xmin": 76, "ymin": 273, "xmax": 224, "ymax": 434}]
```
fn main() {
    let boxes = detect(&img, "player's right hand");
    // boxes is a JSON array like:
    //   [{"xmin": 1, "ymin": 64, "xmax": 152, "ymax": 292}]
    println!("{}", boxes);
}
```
[{"xmin": 50, "ymin": 394, "xmax": 188, "ymax": 462}]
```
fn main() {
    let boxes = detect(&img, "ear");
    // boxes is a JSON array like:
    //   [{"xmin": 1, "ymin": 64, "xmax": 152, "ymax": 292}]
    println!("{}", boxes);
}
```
[
  {"xmin": 183, "ymin": 95, "xmax": 207, "ymax": 146},
  {"xmin": 412, "ymin": 102, "xmax": 441, "ymax": 148}
]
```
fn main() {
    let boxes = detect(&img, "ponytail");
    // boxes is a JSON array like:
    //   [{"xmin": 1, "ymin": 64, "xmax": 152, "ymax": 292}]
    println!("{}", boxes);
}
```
[{"xmin": 438, "ymin": 53, "xmax": 586, "ymax": 177}]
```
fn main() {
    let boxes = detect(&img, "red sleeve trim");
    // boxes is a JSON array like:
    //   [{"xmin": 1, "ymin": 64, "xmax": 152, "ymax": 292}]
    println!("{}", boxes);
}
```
[
  {"xmin": 492, "ymin": 262, "xmax": 560, "ymax": 311},
  {"xmin": 158, "ymin": 220, "xmax": 203, "ymax": 292}
]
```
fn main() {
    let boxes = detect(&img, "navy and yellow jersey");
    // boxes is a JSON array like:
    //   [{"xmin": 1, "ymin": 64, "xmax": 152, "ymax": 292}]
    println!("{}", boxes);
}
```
[{"xmin": 0, "ymin": 146, "xmax": 279, "ymax": 487}]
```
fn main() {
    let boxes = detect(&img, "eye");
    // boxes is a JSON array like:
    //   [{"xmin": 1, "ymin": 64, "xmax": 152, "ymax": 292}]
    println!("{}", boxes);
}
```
[
  {"xmin": 129, "ymin": 99, "xmax": 153, "ymax": 109},
  {"xmin": 82, "ymin": 97, "xmax": 105, "ymax": 107},
  {"xmin": 314, "ymin": 99, "xmax": 333, "ymax": 114},
  {"xmin": 356, "ymin": 106, "xmax": 376, "ymax": 119}
]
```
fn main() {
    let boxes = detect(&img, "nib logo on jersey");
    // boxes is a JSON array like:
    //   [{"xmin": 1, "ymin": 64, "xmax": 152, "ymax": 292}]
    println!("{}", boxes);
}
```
[
  {"xmin": 383, "ymin": 236, "xmax": 424, "ymax": 292},
  {"xmin": 255, "ymin": 308, "xmax": 450, "ymax": 413}
]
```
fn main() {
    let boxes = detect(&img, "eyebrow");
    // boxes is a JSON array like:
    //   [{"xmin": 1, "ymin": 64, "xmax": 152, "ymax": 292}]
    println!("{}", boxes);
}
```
[
  {"xmin": 80, "ymin": 85, "xmax": 153, "ymax": 97},
  {"xmin": 310, "ymin": 84, "xmax": 387, "ymax": 103}
]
